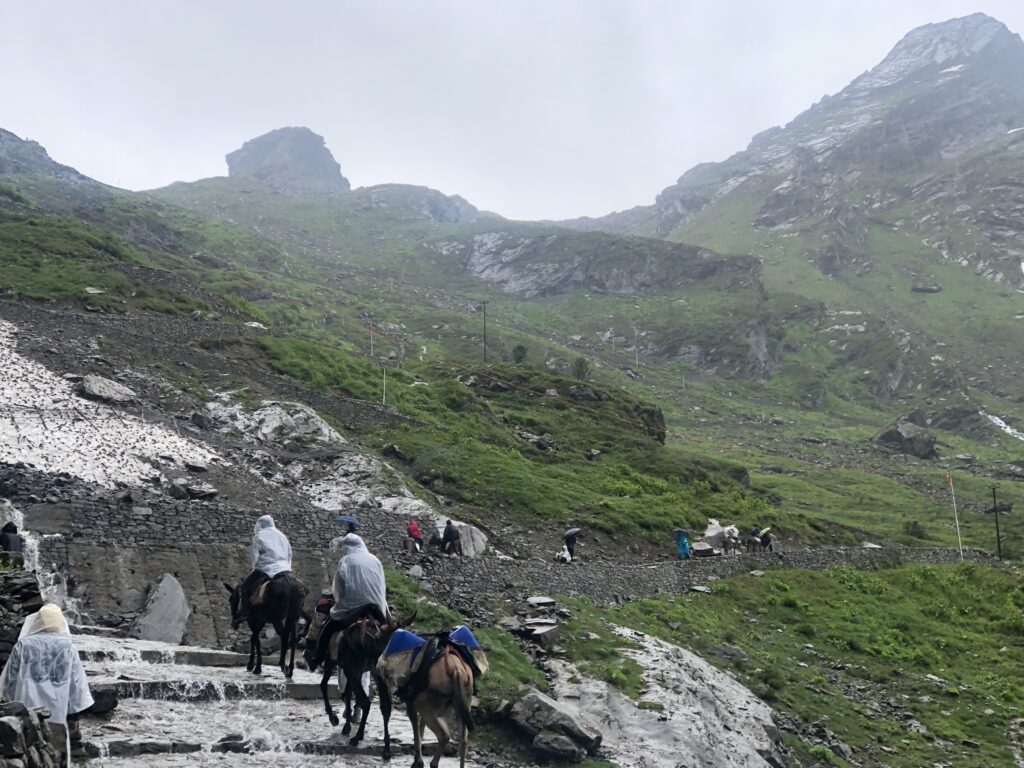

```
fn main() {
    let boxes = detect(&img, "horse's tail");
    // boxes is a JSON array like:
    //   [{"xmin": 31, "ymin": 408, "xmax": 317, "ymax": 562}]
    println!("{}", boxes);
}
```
[
  {"xmin": 451, "ymin": 658, "xmax": 475, "ymax": 732},
  {"xmin": 286, "ymin": 576, "xmax": 304, "ymax": 649}
]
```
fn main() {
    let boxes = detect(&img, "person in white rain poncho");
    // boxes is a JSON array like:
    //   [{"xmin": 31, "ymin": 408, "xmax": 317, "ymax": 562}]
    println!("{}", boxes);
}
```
[
  {"xmin": 237, "ymin": 515, "xmax": 292, "ymax": 623},
  {"xmin": 309, "ymin": 533, "xmax": 389, "ymax": 671},
  {"xmin": 0, "ymin": 604, "xmax": 93, "ymax": 766}
]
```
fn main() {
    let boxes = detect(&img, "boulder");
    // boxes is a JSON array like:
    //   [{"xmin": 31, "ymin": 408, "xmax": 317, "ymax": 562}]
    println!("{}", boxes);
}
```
[
  {"xmin": 510, "ymin": 689, "xmax": 602, "ymax": 752},
  {"xmin": 76, "ymin": 374, "xmax": 136, "ymax": 404},
  {"xmin": 877, "ymin": 420, "xmax": 937, "ymax": 458},
  {"xmin": 132, "ymin": 574, "xmax": 191, "ymax": 644},
  {"xmin": 432, "ymin": 519, "xmax": 488, "ymax": 557},
  {"xmin": 533, "ymin": 729, "xmax": 585, "ymax": 761}
]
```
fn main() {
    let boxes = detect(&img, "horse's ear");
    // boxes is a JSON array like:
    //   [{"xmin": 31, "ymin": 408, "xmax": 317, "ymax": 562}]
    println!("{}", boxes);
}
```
[
  {"xmin": 400, "ymin": 611, "xmax": 417, "ymax": 629},
  {"xmin": 224, "ymin": 583, "xmax": 234, "ymax": 594}
]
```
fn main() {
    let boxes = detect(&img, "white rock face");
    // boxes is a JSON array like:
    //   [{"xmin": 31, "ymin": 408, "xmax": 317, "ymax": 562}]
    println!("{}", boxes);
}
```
[
  {"xmin": 550, "ymin": 626, "xmax": 783, "ymax": 768},
  {"xmin": 204, "ymin": 396, "xmax": 488, "ymax": 556},
  {"xmin": 204, "ymin": 400, "xmax": 344, "ymax": 447},
  {"xmin": 133, "ymin": 573, "xmax": 191, "ymax": 645},
  {"xmin": 0, "ymin": 319, "xmax": 218, "ymax": 487}
]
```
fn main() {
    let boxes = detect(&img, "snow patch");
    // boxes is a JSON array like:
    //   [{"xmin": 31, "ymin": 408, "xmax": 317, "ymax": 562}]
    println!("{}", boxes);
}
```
[{"xmin": 0, "ymin": 319, "xmax": 218, "ymax": 487}]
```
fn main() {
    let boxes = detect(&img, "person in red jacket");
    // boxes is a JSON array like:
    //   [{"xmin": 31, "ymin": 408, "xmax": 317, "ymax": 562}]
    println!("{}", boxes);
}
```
[{"xmin": 406, "ymin": 518, "xmax": 423, "ymax": 551}]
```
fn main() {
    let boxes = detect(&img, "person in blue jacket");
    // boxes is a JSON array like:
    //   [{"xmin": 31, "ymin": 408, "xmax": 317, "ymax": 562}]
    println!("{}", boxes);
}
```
[{"xmin": 676, "ymin": 529, "xmax": 691, "ymax": 560}]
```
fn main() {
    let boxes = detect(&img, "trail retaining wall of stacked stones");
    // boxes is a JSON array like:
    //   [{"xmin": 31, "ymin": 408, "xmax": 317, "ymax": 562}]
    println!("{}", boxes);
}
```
[{"xmin": 0, "ymin": 463, "xmax": 997, "ymax": 649}]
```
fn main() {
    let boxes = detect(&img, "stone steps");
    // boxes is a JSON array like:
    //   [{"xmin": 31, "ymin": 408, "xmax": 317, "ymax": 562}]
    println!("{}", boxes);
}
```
[{"xmin": 88, "ymin": 678, "xmax": 336, "ymax": 702}]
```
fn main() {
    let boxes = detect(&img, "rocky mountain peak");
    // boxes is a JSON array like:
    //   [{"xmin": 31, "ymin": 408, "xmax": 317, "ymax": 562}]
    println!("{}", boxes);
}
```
[
  {"xmin": 0, "ymin": 128, "xmax": 89, "ymax": 183},
  {"xmin": 225, "ymin": 127, "xmax": 350, "ymax": 193},
  {"xmin": 849, "ymin": 13, "xmax": 1020, "ymax": 92}
]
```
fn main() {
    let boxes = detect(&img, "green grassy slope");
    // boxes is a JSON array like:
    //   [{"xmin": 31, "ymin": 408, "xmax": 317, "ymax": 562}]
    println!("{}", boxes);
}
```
[{"xmin": 558, "ymin": 562, "xmax": 1024, "ymax": 768}]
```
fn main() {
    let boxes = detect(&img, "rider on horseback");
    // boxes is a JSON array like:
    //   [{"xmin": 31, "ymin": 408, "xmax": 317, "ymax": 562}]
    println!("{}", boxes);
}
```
[
  {"xmin": 309, "ymin": 533, "xmax": 390, "ymax": 671},
  {"xmin": 237, "ymin": 515, "xmax": 292, "ymax": 628}
]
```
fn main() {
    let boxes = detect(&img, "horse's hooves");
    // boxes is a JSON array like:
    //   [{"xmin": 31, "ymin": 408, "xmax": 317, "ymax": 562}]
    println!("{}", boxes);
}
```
[
  {"xmin": 329, "ymin": 714, "xmax": 339, "ymax": 727},
  {"xmin": 348, "ymin": 736, "xmax": 362, "ymax": 747},
  {"xmin": 382, "ymin": 750, "xmax": 392, "ymax": 761}
]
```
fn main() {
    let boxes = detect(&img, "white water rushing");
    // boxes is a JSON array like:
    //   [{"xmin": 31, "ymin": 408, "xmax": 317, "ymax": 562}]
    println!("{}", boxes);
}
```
[{"xmin": 982, "ymin": 410, "xmax": 1024, "ymax": 441}]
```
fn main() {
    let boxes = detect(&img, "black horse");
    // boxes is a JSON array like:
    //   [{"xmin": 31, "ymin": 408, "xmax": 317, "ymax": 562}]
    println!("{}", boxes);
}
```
[
  {"xmin": 304, "ymin": 610, "xmax": 413, "ymax": 759},
  {"xmin": 225, "ymin": 575, "xmax": 306, "ymax": 678}
]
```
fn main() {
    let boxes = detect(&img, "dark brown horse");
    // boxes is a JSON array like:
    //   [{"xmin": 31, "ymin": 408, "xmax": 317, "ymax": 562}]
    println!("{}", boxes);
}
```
[
  {"xmin": 304, "ymin": 610, "xmax": 414, "ymax": 759},
  {"xmin": 225, "ymin": 575, "xmax": 305, "ymax": 678}
]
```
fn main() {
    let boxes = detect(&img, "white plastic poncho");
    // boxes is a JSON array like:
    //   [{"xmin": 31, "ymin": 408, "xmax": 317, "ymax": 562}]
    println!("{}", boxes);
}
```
[
  {"xmin": 330, "ymin": 534, "xmax": 389, "ymax": 622},
  {"xmin": 251, "ymin": 515, "xmax": 292, "ymax": 578},
  {"xmin": 0, "ymin": 604, "xmax": 93, "ymax": 727}
]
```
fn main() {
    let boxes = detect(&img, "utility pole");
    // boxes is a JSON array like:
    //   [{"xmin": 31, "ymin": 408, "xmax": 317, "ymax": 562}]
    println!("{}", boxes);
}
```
[
  {"xmin": 991, "ymin": 486, "xmax": 1003, "ymax": 561},
  {"xmin": 479, "ymin": 301, "xmax": 489, "ymax": 363},
  {"xmin": 382, "ymin": 361, "xmax": 387, "ymax": 405},
  {"xmin": 368, "ymin": 315, "xmax": 374, "ymax": 358}
]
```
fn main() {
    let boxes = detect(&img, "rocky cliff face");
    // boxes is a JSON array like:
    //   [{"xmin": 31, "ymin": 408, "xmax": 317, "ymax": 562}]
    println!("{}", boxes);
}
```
[
  {"xmin": 573, "ymin": 14, "xmax": 1024, "ymax": 285},
  {"xmin": 429, "ymin": 229, "xmax": 762, "ymax": 298},
  {"xmin": 225, "ymin": 127, "xmax": 350, "ymax": 193}
]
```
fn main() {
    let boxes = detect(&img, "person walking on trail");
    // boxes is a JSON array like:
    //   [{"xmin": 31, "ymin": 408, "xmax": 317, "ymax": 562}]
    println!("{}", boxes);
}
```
[
  {"xmin": 310, "ymin": 533, "xmax": 390, "ymax": 672},
  {"xmin": 442, "ymin": 519, "xmax": 463, "ymax": 556},
  {"xmin": 407, "ymin": 517, "xmax": 423, "ymax": 550},
  {"xmin": 675, "ymin": 528, "xmax": 691, "ymax": 560},
  {"xmin": 563, "ymin": 528, "xmax": 581, "ymax": 560},
  {"xmin": 237, "ymin": 515, "xmax": 292, "ymax": 626},
  {"xmin": 0, "ymin": 603, "xmax": 93, "ymax": 766}
]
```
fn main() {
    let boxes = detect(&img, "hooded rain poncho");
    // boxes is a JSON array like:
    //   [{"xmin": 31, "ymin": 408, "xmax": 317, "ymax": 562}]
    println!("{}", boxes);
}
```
[
  {"xmin": 251, "ymin": 515, "xmax": 292, "ymax": 578},
  {"xmin": 330, "ymin": 534, "xmax": 389, "ymax": 622},
  {"xmin": 0, "ymin": 604, "xmax": 93, "ymax": 727}
]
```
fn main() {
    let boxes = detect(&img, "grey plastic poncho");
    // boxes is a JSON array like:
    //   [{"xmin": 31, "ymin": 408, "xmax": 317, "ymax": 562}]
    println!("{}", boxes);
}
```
[
  {"xmin": 0, "ymin": 604, "xmax": 93, "ymax": 727},
  {"xmin": 330, "ymin": 534, "xmax": 389, "ymax": 622},
  {"xmin": 251, "ymin": 515, "xmax": 292, "ymax": 578}
]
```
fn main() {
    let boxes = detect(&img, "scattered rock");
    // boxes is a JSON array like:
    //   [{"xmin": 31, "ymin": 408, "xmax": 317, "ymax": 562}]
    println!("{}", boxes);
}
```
[
  {"xmin": 527, "ymin": 596, "xmax": 556, "ymax": 608},
  {"xmin": 76, "ymin": 374, "xmax": 137, "ymax": 405}
]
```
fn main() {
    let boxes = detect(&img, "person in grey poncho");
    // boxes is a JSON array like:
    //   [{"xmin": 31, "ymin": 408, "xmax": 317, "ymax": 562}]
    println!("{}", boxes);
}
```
[
  {"xmin": 0, "ymin": 604, "xmax": 93, "ymax": 767},
  {"xmin": 237, "ymin": 515, "xmax": 292, "ymax": 625},
  {"xmin": 309, "ymin": 533, "xmax": 389, "ymax": 671}
]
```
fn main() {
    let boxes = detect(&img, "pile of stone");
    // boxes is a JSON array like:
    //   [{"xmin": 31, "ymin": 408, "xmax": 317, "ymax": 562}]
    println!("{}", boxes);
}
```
[
  {"xmin": 0, "ymin": 572, "xmax": 43, "ymax": 672},
  {"xmin": 0, "ymin": 702, "xmax": 62, "ymax": 768},
  {"xmin": 498, "ymin": 596, "xmax": 569, "ymax": 650}
]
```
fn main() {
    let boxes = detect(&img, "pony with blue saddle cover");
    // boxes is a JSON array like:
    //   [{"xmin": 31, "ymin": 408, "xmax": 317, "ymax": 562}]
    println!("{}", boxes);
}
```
[{"xmin": 378, "ymin": 625, "xmax": 487, "ymax": 768}]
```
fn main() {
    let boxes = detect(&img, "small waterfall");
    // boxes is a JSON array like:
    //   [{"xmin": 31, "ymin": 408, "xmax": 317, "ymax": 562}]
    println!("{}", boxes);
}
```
[
  {"xmin": 0, "ymin": 499, "xmax": 82, "ymax": 622},
  {"xmin": 982, "ymin": 410, "xmax": 1024, "ymax": 441}
]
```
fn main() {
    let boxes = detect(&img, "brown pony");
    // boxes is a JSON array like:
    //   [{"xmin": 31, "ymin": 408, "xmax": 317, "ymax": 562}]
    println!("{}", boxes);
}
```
[{"xmin": 407, "ymin": 647, "xmax": 475, "ymax": 768}]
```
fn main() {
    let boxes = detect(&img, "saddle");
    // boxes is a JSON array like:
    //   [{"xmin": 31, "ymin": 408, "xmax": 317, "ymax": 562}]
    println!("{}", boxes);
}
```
[
  {"xmin": 392, "ymin": 628, "xmax": 486, "ymax": 703},
  {"xmin": 250, "ymin": 571, "xmax": 296, "ymax": 607}
]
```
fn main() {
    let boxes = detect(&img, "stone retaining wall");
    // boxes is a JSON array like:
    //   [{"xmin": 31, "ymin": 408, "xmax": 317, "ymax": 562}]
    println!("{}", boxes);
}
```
[{"xmin": 0, "ymin": 463, "xmax": 998, "ymax": 648}]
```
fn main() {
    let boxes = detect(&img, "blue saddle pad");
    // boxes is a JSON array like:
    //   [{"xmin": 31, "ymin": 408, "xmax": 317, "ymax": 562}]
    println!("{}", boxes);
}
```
[
  {"xmin": 383, "ymin": 628, "xmax": 426, "ymax": 657},
  {"xmin": 450, "ymin": 624, "xmax": 481, "ymax": 650}
]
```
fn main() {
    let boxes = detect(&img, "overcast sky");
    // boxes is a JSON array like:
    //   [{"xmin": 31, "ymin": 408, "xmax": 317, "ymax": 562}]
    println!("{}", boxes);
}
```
[{"xmin": 3, "ymin": 1, "xmax": 1023, "ymax": 220}]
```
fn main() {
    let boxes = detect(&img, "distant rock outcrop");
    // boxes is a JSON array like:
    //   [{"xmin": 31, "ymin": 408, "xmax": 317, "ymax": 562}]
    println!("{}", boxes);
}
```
[{"xmin": 226, "ymin": 127, "xmax": 350, "ymax": 193}]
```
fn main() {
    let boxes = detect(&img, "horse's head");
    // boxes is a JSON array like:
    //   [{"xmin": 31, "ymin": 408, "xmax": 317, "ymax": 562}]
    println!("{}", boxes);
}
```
[
  {"xmin": 386, "ymin": 610, "xmax": 417, "ymax": 633},
  {"xmin": 224, "ymin": 582, "xmax": 242, "ymax": 630}
]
